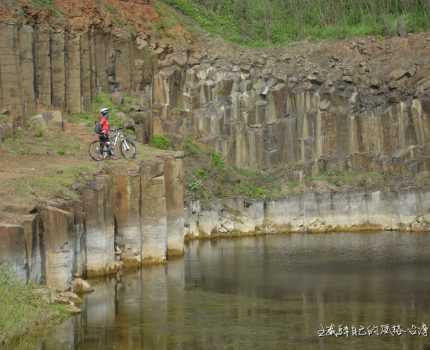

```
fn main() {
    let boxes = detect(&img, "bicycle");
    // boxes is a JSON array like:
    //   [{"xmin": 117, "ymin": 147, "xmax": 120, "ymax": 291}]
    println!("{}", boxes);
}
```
[{"xmin": 89, "ymin": 128, "xmax": 137, "ymax": 161}]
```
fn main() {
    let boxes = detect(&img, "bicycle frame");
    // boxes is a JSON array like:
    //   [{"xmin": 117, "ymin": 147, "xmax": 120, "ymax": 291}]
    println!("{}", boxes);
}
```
[{"xmin": 109, "ymin": 130, "xmax": 130, "ymax": 151}]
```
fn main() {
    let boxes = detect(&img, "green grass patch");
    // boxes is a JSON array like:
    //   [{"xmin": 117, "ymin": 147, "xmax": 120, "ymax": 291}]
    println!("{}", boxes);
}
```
[
  {"xmin": 30, "ymin": 0, "xmax": 63, "ymax": 17},
  {"xmin": 69, "ymin": 92, "xmax": 139, "ymax": 129},
  {"xmin": 183, "ymin": 137, "xmax": 203, "ymax": 156},
  {"xmin": 0, "ymin": 266, "xmax": 68, "ymax": 346},
  {"xmin": 1, "ymin": 129, "xmax": 82, "ymax": 157},
  {"xmin": 150, "ymin": 135, "xmax": 172, "ymax": 150},
  {"xmin": 185, "ymin": 148, "xmax": 281, "ymax": 200},
  {"xmin": 3, "ymin": 164, "xmax": 97, "ymax": 201},
  {"xmin": 305, "ymin": 170, "xmax": 385, "ymax": 188},
  {"xmin": 161, "ymin": 0, "xmax": 430, "ymax": 46}
]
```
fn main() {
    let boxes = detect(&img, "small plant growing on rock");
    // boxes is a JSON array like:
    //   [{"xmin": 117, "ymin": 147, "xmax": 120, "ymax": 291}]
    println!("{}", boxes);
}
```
[
  {"xmin": 211, "ymin": 152, "xmax": 225, "ymax": 169},
  {"xmin": 150, "ymin": 135, "xmax": 172, "ymax": 150},
  {"xmin": 188, "ymin": 178, "xmax": 203, "ymax": 193},
  {"xmin": 34, "ymin": 127, "xmax": 44, "ymax": 138},
  {"xmin": 183, "ymin": 137, "xmax": 202, "ymax": 156}
]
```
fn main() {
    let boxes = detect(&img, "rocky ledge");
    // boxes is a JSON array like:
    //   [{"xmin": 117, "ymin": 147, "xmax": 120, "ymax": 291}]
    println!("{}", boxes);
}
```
[{"xmin": 0, "ymin": 154, "xmax": 184, "ymax": 291}]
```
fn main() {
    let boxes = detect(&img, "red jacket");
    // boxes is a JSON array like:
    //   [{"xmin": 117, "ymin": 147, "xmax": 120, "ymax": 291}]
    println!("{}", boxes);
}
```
[{"xmin": 100, "ymin": 115, "xmax": 110, "ymax": 134}]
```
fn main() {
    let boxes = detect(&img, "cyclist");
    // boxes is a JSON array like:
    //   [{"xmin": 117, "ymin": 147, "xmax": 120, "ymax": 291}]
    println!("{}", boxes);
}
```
[{"xmin": 98, "ymin": 107, "xmax": 115, "ymax": 158}]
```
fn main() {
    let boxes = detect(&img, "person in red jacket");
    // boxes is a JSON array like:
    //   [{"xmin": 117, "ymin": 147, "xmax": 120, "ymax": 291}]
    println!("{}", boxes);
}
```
[{"xmin": 99, "ymin": 107, "xmax": 114, "ymax": 157}]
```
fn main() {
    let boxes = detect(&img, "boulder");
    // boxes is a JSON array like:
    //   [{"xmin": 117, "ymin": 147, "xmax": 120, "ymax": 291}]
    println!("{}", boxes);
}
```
[
  {"xmin": 42, "ymin": 111, "xmax": 63, "ymax": 129},
  {"xmin": 29, "ymin": 111, "xmax": 63, "ymax": 130},
  {"xmin": 117, "ymin": 112, "xmax": 126, "ymax": 121},
  {"xmin": 72, "ymin": 278, "xmax": 94, "ymax": 294},
  {"xmin": 0, "ymin": 121, "xmax": 13, "ymax": 143},
  {"xmin": 124, "ymin": 118, "xmax": 135, "ymax": 130},
  {"xmin": 111, "ymin": 91, "xmax": 124, "ymax": 105},
  {"xmin": 29, "ymin": 114, "xmax": 47, "ymax": 129},
  {"xmin": 389, "ymin": 68, "xmax": 412, "ymax": 80}
]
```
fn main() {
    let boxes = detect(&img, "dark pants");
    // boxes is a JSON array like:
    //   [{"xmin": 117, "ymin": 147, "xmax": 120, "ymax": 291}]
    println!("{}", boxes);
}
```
[{"xmin": 99, "ymin": 133, "xmax": 112, "ymax": 155}]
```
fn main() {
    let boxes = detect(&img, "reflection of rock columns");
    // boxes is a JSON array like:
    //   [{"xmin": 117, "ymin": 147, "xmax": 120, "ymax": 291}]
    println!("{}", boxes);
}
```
[
  {"xmin": 167, "ymin": 259, "xmax": 186, "ymax": 348},
  {"xmin": 80, "ymin": 279, "xmax": 118, "ymax": 347},
  {"xmin": 41, "ymin": 318, "xmax": 77, "ymax": 350},
  {"xmin": 142, "ymin": 266, "xmax": 168, "ymax": 350},
  {"xmin": 116, "ymin": 270, "xmax": 145, "ymax": 348}
]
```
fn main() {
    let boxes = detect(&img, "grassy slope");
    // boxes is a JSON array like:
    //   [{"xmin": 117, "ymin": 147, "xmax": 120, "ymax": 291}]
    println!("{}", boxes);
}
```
[
  {"xmin": 0, "ymin": 267, "xmax": 68, "ymax": 347},
  {"xmin": 178, "ymin": 139, "xmax": 391, "ymax": 201},
  {"xmin": 161, "ymin": 0, "xmax": 430, "ymax": 46},
  {"xmin": 0, "ymin": 93, "xmax": 168, "ymax": 211}
]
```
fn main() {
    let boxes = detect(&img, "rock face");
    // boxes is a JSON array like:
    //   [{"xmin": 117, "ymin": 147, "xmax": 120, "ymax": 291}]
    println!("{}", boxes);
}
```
[
  {"xmin": 185, "ymin": 190, "xmax": 430, "ymax": 238},
  {"xmin": 0, "ymin": 23, "xmax": 154, "ymax": 123},
  {"xmin": 0, "ymin": 157, "xmax": 184, "ymax": 291},
  {"xmin": 152, "ymin": 61, "xmax": 430, "ymax": 174}
]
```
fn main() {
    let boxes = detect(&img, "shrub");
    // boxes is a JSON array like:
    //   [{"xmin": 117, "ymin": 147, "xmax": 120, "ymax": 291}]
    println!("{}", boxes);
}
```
[
  {"xmin": 150, "ymin": 135, "xmax": 172, "ymax": 150},
  {"xmin": 210, "ymin": 152, "xmax": 225, "ymax": 169},
  {"xmin": 183, "ymin": 137, "xmax": 202, "ymax": 156}
]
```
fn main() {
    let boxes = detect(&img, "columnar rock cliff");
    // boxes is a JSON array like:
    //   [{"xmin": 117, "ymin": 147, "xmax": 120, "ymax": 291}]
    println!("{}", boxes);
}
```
[
  {"xmin": 185, "ymin": 189, "xmax": 430, "ymax": 238},
  {"xmin": 0, "ymin": 155, "xmax": 185, "ymax": 290},
  {"xmin": 1, "ymin": 20, "xmax": 430, "ymax": 176},
  {"xmin": 152, "ymin": 48, "xmax": 430, "ymax": 174},
  {"xmin": 0, "ymin": 22, "xmax": 154, "ymax": 120}
]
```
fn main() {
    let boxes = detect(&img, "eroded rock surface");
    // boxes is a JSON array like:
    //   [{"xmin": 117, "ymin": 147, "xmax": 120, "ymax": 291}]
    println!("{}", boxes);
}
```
[
  {"xmin": 185, "ymin": 190, "xmax": 430, "ymax": 238},
  {"xmin": 0, "ymin": 157, "xmax": 184, "ymax": 290}
]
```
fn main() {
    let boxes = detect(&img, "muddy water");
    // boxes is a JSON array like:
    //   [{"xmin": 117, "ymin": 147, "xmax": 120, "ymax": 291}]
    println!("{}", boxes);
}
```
[{"xmin": 22, "ymin": 232, "xmax": 430, "ymax": 349}]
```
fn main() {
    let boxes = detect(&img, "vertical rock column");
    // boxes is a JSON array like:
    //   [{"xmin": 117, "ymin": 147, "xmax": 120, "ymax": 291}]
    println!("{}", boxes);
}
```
[
  {"xmin": 22, "ymin": 214, "xmax": 42, "ymax": 284},
  {"xmin": 51, "ymin": 30, "xmax": 66, "ymax": 110},
  {"xmin": 80, "ymin": 32, "xmax": 92, "ymax": 111},
  {"xmin": 39, "ymin": 206, "xmax": 75, "ymax": 290},
  {"xmin": 141, "ymin": 160, "xmax": 168, "ymax": 265},
  {"xmin": 111, "ymin": 166, "xmax": 143, "ymax": 269},
  {"xmin": 0, "ymin": 22, "xmax": 23, "ymax": 118},
  {"xmin": 162, "ymin": 153, "xmax": 185, "ymax": 257},
  {"xmin": 81, "ymin": 175, "xmax": 117, "ymax": 277},
  {"xmin": 66, "ymin": 33, "xmax": 82, "ymax": 113},
  {"xmin": 0, "ymin": 224, "xmax": 27, "ymax": 281},
  {"xmin": 35, "ymin": 27, "xmax": 52, "ymax": 108},
  {"xmin": 19, "ymin": 25, "xmax": 36, "ymax": 117}
]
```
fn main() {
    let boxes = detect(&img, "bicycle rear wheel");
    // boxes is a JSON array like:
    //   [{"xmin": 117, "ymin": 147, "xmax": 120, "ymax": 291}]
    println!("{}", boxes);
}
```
[
  {"xmin": 120, "ymin": 138, "xmax": 137, "ymax": 159},
  {"xmin": 89, "ymin": 141, "xmax": 107, "ymax": 161}
]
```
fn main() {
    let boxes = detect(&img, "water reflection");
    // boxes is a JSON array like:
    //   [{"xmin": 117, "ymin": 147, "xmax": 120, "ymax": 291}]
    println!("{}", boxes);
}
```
[{"xmin": 29, "ymin": 232, "xmax": 430, "ymax": 349}]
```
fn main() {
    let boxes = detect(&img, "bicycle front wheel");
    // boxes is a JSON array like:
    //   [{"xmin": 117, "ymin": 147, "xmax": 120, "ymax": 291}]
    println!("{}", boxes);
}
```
[
  {"xmin": 89, "ymin": 141, "xmax": 107, "ymax": 161},
  {"xmin": 120, "ymin": 138, "xmax": 137, "ymax": 159}
]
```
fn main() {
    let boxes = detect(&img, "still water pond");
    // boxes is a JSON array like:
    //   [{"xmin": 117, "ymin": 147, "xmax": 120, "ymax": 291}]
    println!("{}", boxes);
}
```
[{"xmin": 22, "ymin": 232, "xmax": 430, "ymax": 349}]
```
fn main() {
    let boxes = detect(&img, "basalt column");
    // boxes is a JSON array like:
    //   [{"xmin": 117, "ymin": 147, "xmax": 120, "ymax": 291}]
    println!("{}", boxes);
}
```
[
  {"xmin": 0, "ymin": 224, "xmax": 27, "ymax": 281},
  {"xmin": 0, "ymin": 22, "xmax": 23, "ymax": 118},
  {"xmin": 81, "ymin": 175, "xmax": 117, "ymax": 277},
  {"xmin": 111, "ymin": 166, "xmax": 143, "ymax": 269},
  {"xmin": 161, "ymin": 153, "xmax": 185, "ymax": 257},
  {"xmin": 39, "ymin": 206, "xmax": 75, "ymax": 290},
  {"xmin": 141, "ymin": 160, "xmax": 168, "ymax": 265}
]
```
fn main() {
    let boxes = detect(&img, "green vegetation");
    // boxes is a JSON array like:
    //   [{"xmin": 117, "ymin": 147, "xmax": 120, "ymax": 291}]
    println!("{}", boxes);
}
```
[
  {"xmin": 162, "ymin": 0, "xmax": 430, "ymax": 46},
  {"xmin": 184, "ymin": 139, "xmax": 390, "ymax": 200},
  {"xmin": 69, "ymin": 93, "xmax": 136, "ymax": 130},
  {"xmin": 0, "ymin": 266, "xmax": 68, "ymax": 346},
  {"xmin": 150, "ymin": 135, "xmax": 173, "ymax": 150},
  {"xmin": 30, "ymin": 0, "xmax": 63, "ymax": 17},
  {"xmin": 305, "ymin": 169, "xmax": 385, "ymax": 188},
  {"xmin": 1, "ymin": 129, "xmax": 83, "ymax": 157},
  {"xmin": 183, "ymin": 137, "xmax": 203, "ymax": 156},
  {"xmin": 3, "ymin": 164, "xmax": 98, "ymax": 201},
  {"xmin": 186, "ymin": 151, "xmax": 280, "ymax": 200}
]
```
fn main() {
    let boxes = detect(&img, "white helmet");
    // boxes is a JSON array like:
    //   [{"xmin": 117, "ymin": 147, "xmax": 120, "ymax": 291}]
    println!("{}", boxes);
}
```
[{"xmin": 100, "ymin": 107, "xmax": 109, "ymax": 116}]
